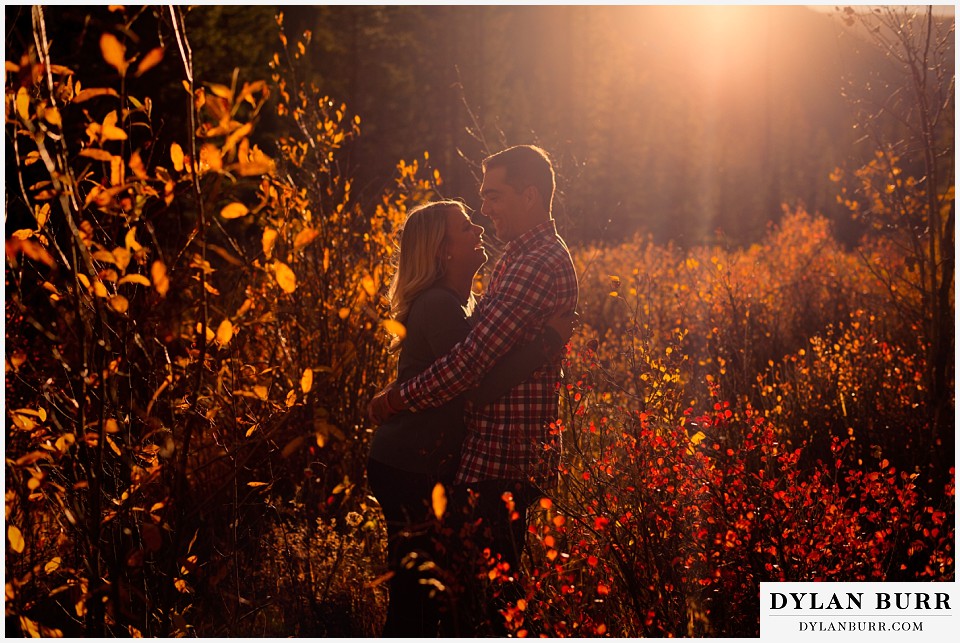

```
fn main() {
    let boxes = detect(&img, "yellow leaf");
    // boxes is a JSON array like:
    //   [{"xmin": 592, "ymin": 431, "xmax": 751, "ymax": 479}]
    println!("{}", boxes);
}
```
[
  {"xmin": 200, "ymin": 143, "xmax": 222, "ymax": 172},
  {"xmin": 173, "ymin": 578, "xmax": 191, "ymax": 594},
  {"xmin": 247, "ymin": 481, "xmax": 269, "ymax": 488},
  {"xmin": 338, "ymin": 307, "xmax": 350, "ymax": 320},
  {"xmin": 361, "ymin": 275, "xmax": 376, "ymax": 297},
  {"xmin": 220, "ymin": 202, "xmax": 249, "ymax": 220},
  {"xmin": 93, "ymin": 280, "xmax": 109, "ymax": 298},
  {"xmin": 382, "ymin": 319, "xmax": 406, "ymax": 341},
  {"xmin": 253, "ymin": 385, "xmax": 268, "ymax": 400},
  {"xmin": 12, "ymin": 229, "xmax": 33, "ymax": 240},
  {"xmin": 101, "ymin": 110, "xmax": 127, "ymax": 141},
  {"xmin": 73, "ymin": 87, "xmax": 119, "ymax": 103},
  {"xmin": 262, "ymin": 228, "xmax": 278, "ymax": 258},
  {"xmin": 44, "ymin": 106, "xmax": 61, "ymax": 127},
  {"xmin": 274, "ymin": 261, "xmax": 296, "ymax": 293},
  {"xmin": 8, "ymin": 525, "xmax": 24, "ymax": 553},
  {"xmin": 35, "ymin": 204, "xmax": 50, "ymax": 228},
  {"xmin": 113, "ymin": 247, "xmax": 131, "ymax": 271},
  {"xmin": 109, "ymin": 295, "xmax": 129, "ymax": 313},
  {"xmin": 151, "ymin": 260, "xmax": 169, "ymax": 296},
  {"xmin": 80, "ymin": 149, "xmax": 115, "ymax": 162},
  {"xmin": 293, "ymin": 227, "xmax": 319, "ymax": 250},
  {"xmin": 100, "ymin": 33, "xmax": 128, "ymax": 75},
  {"xmin": 196, "ymin": 323, "xmax": 215, "ymax": 343},
  {"xmin": 170, "ymin": 143, "xmax": 184, "ymax": 172},
  {"xmin": 93, "ymin": 249, "xmax": 117, "ymax": 264},
  {"xmin": 15, "ymin": 87, "xmax": 29, "ymax": 121},
  {"xmin": 106, "ymin": 435, "xmax": 122, "ymax": 456},
  {"xmin": 300, "ymin": 368, "xmax": 313, "ymax": 393},
  {"xmin": 44, "ymin": 557, "xmax": 61, "ymax": 573},
  {"xmin": 124, "ymin": 227, "xmax": 142, "ymax": 251},
  {"xmin": 135, "ymin": 46, "xmax": 164, "ymax": 77},
  {"xmin": 208, "ymin": 83, "xmax": 233, "ymax": 100},
  {"xmin": 281, "ymin": 435, "xmax": 304, "ymax": 458},
  {"xmin": 431, "ymin": 482, "xmax": 447, "ymax": 520},
  {"xmin": 216, "ymin": 319, "xmax": 234, "ymax": 346}
]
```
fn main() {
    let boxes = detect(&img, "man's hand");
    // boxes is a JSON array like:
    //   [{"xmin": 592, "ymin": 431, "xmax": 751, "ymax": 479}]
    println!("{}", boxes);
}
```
[{"xmin": 368, "ymin": 382, "xmax": 403, "ymax": 424}]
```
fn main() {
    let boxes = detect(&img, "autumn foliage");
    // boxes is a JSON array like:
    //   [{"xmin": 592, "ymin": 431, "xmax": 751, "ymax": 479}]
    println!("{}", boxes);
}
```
[{"xmin": 5, "ymin": 7, "xmax": 954, "ymax": 638}]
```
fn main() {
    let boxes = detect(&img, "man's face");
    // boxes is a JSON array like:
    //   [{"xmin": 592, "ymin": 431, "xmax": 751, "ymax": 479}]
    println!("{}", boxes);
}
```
[{"xmin": 479, "ymin": 166, "xmax": 527, "ymax": 242}]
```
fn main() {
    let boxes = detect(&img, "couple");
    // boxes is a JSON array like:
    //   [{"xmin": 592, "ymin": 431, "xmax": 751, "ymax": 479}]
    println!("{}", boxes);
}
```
[{"xmin": 366, "ymin": 145, "xmax": 579, "ymax": 636}]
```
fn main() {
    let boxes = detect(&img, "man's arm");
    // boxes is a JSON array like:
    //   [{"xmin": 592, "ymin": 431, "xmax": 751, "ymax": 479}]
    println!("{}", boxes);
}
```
[{"xmin": 399, "ymin": 259, "xmax": 559, "ymax": 412}]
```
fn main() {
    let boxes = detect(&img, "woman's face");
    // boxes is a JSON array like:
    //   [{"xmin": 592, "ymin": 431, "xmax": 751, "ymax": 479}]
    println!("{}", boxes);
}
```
[{"xmin": 443, "ymin": 207, "xmax": 487, "ymax": 275}]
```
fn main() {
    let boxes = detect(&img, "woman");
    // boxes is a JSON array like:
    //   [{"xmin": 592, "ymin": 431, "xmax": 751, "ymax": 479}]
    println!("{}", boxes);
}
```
[{"xmin": 367, "ymin": 200, "xmax": 570, "ymax": 637}]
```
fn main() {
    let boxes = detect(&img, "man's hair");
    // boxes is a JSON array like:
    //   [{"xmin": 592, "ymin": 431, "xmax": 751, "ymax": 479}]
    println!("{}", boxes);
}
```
[{"xmin": 482, "ymin": 145, "xmax": 555, "ymax": 213}]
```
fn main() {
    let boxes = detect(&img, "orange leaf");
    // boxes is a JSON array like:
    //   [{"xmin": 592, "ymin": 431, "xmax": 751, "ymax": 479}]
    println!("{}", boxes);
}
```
[
  {"xmin": 73, "ymin": 87, "xmax": 120, "ymax": 103},
  {"xmin": 170, "ymin": 143, "xmax": 184, "ymax": 172},
  {"xmin": 15, "ymin": 87, "xmax": 29, "ymax": 121},
  {"xmin": 151, "ymin": 260, "xmax": 169, "ymax": 296},
  {"xmin": 100, "ymin": 33, "xmax": 128, "ymax": 75},
  {"xmin": 220, "ymin": 202, "xmax": 249, "ymax": 220},
  {"xmin": 8, "ymin": 526, "xmax": 25, "ymax": 553},
  {"xmin": 382, "ymin": 319, "xmax": 406, "ymax": 341},
  {"xmin": 293, "ymin": 227, "xmax": 320, "ymax": 250},
  {"xmin": 300, "ymin": 368, "xmax": 313, "ymax": 394},
  {"xmin": 101, "ymin": 110, "xmax": 127, "ymax": 141},
  {"xmin": 274, "ymin": 261, "xmax": 296, "ymax": 293},
  {"xmin": 135, "ymin": 47, "xmax": 164, "ymax": 77},
  {"xmin": 431, "ymin": 482, "xmax": 447, "ymax": 520},
  {"xmin": 216, "ymin": 319, "xmax": 234, "ymax": 346},
  {"xmin": 261, "ymin": 228, "xmax": 278, "ymax": 258}
]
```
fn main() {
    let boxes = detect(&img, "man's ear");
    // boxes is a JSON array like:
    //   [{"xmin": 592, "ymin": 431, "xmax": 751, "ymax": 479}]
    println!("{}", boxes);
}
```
[{"xmin": 522, "ymin": 185, "xmax": 541, "ymax": 211}]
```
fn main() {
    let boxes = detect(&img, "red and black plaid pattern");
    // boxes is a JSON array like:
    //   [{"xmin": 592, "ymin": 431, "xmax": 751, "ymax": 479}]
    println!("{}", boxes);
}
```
[{"xmin": 399, "ymin": 220, "xmax": 579, "ymax": 485}]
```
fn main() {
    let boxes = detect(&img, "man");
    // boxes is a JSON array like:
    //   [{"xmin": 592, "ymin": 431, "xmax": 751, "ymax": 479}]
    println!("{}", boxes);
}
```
[{"xmin": 369, "ymin": 144, "xmax": 579, "ymax": 631}]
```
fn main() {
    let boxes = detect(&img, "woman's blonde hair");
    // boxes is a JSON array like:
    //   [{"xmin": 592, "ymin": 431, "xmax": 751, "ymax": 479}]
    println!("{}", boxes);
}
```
[{"xmin": 387, "ymin": 200, "xmax": 466, "ymax": 329}]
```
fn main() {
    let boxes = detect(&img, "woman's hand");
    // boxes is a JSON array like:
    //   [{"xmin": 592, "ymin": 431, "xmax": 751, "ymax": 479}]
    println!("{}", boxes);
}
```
[{"xmin": 367, "ymin": 381, "xmax": 402, "ymax": 424}]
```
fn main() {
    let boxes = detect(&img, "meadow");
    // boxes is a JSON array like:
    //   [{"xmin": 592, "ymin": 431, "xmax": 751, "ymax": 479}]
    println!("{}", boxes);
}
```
[{"xmin": 5, "ymin": 7, "xmax": 953, "ymax": 638}]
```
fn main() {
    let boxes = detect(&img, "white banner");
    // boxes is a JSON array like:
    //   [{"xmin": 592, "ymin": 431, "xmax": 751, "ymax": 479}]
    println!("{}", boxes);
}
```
[{"xmin": 761, "ymin": 582, "xmax": 957, "ymax": 641}]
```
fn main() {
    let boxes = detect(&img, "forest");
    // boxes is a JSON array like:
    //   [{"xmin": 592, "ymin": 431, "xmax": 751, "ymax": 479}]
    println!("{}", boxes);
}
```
[{"xmin": 4, "ymin": 4, "xmax": 955, "ymax": 638}]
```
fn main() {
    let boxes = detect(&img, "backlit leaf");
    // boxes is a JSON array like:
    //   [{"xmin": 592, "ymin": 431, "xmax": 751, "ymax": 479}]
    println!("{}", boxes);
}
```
[
  {"xmin": 44, "ymin": 557, "xmax": 61, "ymax": 573},
  {"xmin": 274, "ymin": 261, "xmax": 296, "ymax": 293},
  {"xmin": 293, "ymin": 227, "xmax": 320, "ymax": 250},
  {"xmin": 247, "ymin": 481, "xmax": 269, "ymax": 488},
  {"xmin": 73, "ymin": 87, "xmax": 119, "ymax": 103},
  {"xmin": 15, "ymin": 87, "xmax": 29, "ymax": 121},
  {"xmin": 281, "ymin": 435, "xmax": 304, "ymax": 458},
  {"xmin": 151, "ymin": 260, "xmax": 169, "ymax": 296},
  {"xmin": 135, "ymin": 47, "xmax": 164, "ymax": 77},
  {"xmin": 262, "ymin": 228, "xmax": 278, "ymax": 258},
  {"xmin": 101, "ymin": 110, "xmax": 127, "ymax": 141},
  {"xmin": 382, "ymin": 319, "xmax": 406, "ymax": 341},
  {"xmin": 100, "ymin": 33, "xmax": 128, "ymax": 75},
  {"xmin": 170, "ymin": 143, "xmax": 184, "ymax": 172},
  {"xmin": 361, "ymin": 275, "xmax": 376, "ymax": 297},
  {"xmin": 8, "ymin": 525, "xmax": 24, "ymax": 553},
  {"xmin": 300, "ymin": 368, "xmax": 313, "ymax": 393},
  {"xmin": 431, "ymin": 482, "xmax": 447, "ymax": 520},
  {"xmin": 220, "ymin": 202, "xmax": 249, "ymax": 220},
  {"xmin": 109, "ymin": 295, "xmax": 129, "ymax": 313},
  {"xmin": 216, "ymin": 319, "xmax": 234, "ymax": 346},
  {"xmin": 80, "ymin": 149, "xmax": 115, "ymax": 162},
  {"xmin": 200, "ymin": 143, "xmax": 222, "ymax": 172}
]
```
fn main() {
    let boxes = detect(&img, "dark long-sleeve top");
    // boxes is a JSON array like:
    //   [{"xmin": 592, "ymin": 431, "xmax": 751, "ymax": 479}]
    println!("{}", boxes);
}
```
[{"xmin": 368, "ymin": 284, "xmax": 561, "ymax": 480}]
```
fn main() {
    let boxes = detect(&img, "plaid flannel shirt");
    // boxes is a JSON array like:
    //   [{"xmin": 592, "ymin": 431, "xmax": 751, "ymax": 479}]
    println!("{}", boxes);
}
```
[{"xmin": 399, "ymin": 219, "xmax": 579, "ymax": 485}]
